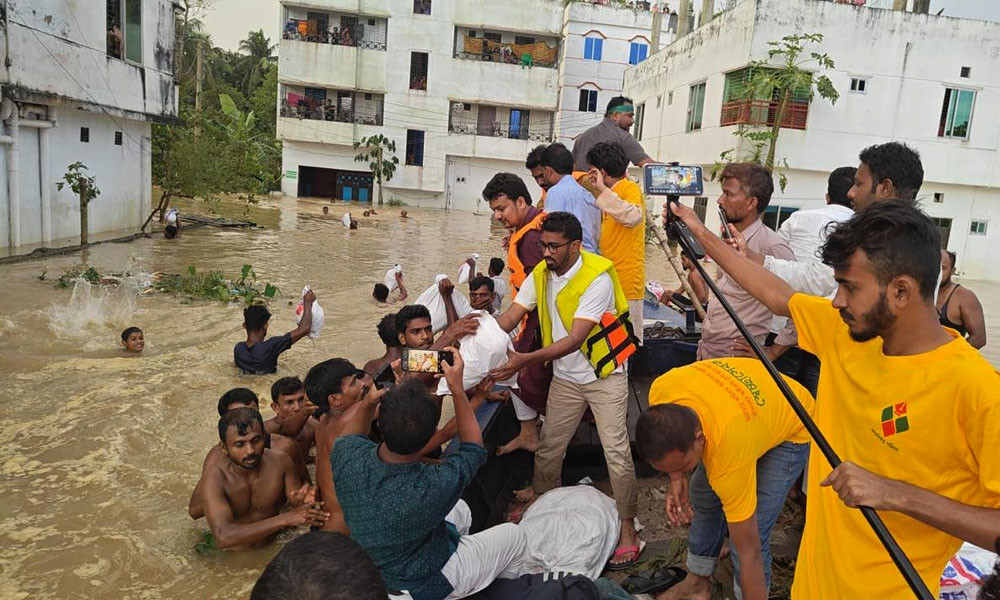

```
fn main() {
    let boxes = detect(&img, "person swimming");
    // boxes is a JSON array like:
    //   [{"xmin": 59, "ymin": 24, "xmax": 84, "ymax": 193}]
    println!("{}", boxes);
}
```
[{"xmin": 121, "ymin": 327, "xmax": 144, "ymax": 353}]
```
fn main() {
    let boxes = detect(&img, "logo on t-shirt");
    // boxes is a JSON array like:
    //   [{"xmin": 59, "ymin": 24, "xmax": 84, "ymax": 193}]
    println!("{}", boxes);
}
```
[{"xmin": 880, "ymin": 402, "xmax": 909, "ymax": 437}]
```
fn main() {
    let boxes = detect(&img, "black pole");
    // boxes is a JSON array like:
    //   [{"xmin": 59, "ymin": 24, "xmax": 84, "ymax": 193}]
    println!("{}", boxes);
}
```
[{"xmin": 662, "ymin": 198, "xmax": 934, "ymax": 600}]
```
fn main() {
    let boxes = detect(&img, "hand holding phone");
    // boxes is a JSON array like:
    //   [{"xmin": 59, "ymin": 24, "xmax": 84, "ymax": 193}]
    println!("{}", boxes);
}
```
[
  {"xmin": 401, "ymin": 348, "xmax": 455, "ymax": 373},
  {"xmin": 718, "ymin": 206, "xmax": 732, "ymax": 240}
]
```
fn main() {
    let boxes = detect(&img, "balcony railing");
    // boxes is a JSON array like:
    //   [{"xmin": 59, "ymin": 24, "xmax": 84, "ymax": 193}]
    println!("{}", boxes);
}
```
[
  {"xmin": 448, "ymin": 122, "xmax": 553, "ymax": 142},
  {"xmin": 454, "ymin": 36, "xmax": 558, "ymax": 68},
  {"xmin": 281, "ymin": 100, "xmax": 383, "ymax": 126},
  {"xmin": 282, "ymin": 30, "xmax": 387, "ymax": 51},
  {"xmin": 720, "ymin": 99, "xmax": 809, "ymax": 130}
]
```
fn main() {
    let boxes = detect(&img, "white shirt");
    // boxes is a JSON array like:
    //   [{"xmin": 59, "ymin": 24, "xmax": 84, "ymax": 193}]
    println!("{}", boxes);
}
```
[
  {"xmin": 514, "ymin": 256, "xmax": 619, "ymax": 384},
  {"xmin": 491, "ymin": 275, "xmax": 509, "ymax": 312},
  {"xmin": 763, "ymin": 204, "xmax": 854, "ymax": 299}
]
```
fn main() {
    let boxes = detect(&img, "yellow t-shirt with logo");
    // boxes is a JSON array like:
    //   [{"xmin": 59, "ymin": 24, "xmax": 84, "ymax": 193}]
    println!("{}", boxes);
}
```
[
  {"xmin": 649, "ymin": 358, "xmax": 814, "ymax": 523},
  {"xmin": 788, "ymin": 293, "xmax": 1000, "ymax": 600},
  {"xmin": 598, "ymin": 179, "xmax": 646, "ymax": 300}
]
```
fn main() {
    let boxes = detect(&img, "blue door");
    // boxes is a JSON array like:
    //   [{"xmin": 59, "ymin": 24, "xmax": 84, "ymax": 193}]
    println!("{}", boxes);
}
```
[
  {"xmin": 359, "ymin": 188, "xmax": 369, "ymax": 202},
  {"xmin": 343, "ymin": 186, "xmax": 353, "ymax": 201}
]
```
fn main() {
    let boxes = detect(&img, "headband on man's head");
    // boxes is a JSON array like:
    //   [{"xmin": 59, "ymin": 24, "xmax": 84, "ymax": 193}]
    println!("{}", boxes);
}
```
[{"xmin": 609, "ymin": 104, "xmax": 635, "ymax": 114}]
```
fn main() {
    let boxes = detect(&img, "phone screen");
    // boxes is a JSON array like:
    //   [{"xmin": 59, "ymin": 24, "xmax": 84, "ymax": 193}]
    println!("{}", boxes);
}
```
[
  {"xmin": 644, "ymin": 165, "xmax": 705, "ymax": 196},
  {"xmin": 401, "ymin": 349, "xmax": 453, "ymax": 373}
]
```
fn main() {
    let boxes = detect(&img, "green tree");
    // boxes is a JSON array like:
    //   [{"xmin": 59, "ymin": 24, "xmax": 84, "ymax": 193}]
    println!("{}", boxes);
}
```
[
  {"xmin": 55, "ymin": 162, "xmax": 100, "ymax": 246},
  {"xmin": 249, "ymin": 62, "xmax": 278, "ymax": 139},
  {"xmin": 216, "ymin": 93, "xmax": 281, "ymax": 204},
  {"xmin": 713, "ymin": 33, "xmax": 838, "ymax": 191},
  {"xmin": 353, "ymin": 134, "xmax": 399, "ymax": 206},
  {"xmin": 239, "ymin": 30, "xmax": 276, "ymax": 100}
]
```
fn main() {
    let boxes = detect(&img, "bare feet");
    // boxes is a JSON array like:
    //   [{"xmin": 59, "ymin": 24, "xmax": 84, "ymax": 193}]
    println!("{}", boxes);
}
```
[
  {"xmin": 512, "ymin": 486, "xmax": 537, "ymax": 504},
  {"xmin": 654, "ymin": 573, "xmax": 711, "ymax": 600},
  {"xmin": 497, "ymin": 420, "xmax": 540, "ymax": 455},
  {"xmin": 608, "ymin": 518, "xmax": 642, "ymax": 567}
]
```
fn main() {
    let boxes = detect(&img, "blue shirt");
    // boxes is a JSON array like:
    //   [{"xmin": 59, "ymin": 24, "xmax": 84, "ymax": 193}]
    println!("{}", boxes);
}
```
[
  {"xmin": 331, "ymin": 435, "xmax": 488, "ymax": 600},
  {"xmin": 233, "ymin": 332, "xmax": 293, "ymax": 375},
  {"xmin": 543, "ymin": 175, "xmax": 602, "ymax": 253}
]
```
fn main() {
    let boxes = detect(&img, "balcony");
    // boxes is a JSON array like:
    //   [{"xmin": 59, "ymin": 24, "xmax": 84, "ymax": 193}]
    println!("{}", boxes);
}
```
[
  {"xmin": 282, "ymin": 7, "xmax": 387, "ymax": 50},
  {"xmin": 719, "ymin": 99, "xmax": 809, "ymax": 130},
  {"xmin": 281, "ymin": 85, "xmax": 384, "ymax": 126},
  {"xmin": 452, "ymin": 27, "xmax": 559, "ymax": 69},
  {"xmin": 279, "ymin": 39, "xmax": 386, "ymax": 90},
  {"xmin": 448, "ymin": 103, "xmax": 554, "ymax": 142}
]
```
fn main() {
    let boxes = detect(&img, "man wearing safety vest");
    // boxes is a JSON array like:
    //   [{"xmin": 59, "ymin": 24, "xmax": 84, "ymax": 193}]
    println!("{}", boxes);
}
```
[
  {"xmin": 483, "ymin": 173, "xmax": 549, "ymax": 455},
  {"xmin": 490, "ymin": 211, "xmax": 643, "ymax": 570}
]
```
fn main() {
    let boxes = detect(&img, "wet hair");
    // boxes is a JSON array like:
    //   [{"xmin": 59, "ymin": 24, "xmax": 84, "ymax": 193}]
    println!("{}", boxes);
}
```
[
  {"xmin": 483, "ymin": 173, "xmax": 532, "ymax": 206},
  {"xmin": 121, "ymin": 326, "xmax": 142, "ymax": 342},
  {"xmin": 250, "ymin": 531, "xmax": 388, "ymax": 600},
  {"xmin": 394, "ymin": 304, "xmax": 432, "ymax": 339},
  {"xmin": 540, "ymin": 143, "xmax": 574, "ymax": 176},
  {"xmin": 244, "ymin": 304, "xmax": 271, "ymax": 332},
  {"xmin": 372, "ymin": 283, "xmax": 389, "ymax": 303},
  {"xmin": 541, "ymin": 211, "xmax": 582, "ymax": 243},
  {"xmin": 586, "ymin": 142, "xmax": 628, "ymax": 178},
  {"xmin": 218, "ymin": 387, "xmax": 259, "ymax": 416},
  {"xmin": 218, "ymin": 407, "xmax": 265, "ymax": 443},
  {"xmin": 525, "ymin": 145, "xmax": 547, "ymax": 170},
  {"xmin": 489, "ymin": 258, "xmax": 504, "ymax": 277},
  {"xmin": 271, "ymin": 376, "xmax": 304, "ymax": 404},
  {"xmin": 605, "ymin": 95, "xmax": 634, "ymax": 117},
  {"xmin": 377, "ymin": 380, "xmax": 439, "ymax": 455},
  {"xmin": 821, "ymin": 202, "xmax": 941, "ymax": 302},
  {"xmin": 720, "ymin": 163, "xmax": 774, "ymax": 213},
  {"xmin": 945, "ymin": 250, "xmax": 957, "ymax": 268},
  {"xmin": 165, "ymin": 225, "xmax": 178, "ymax": 239},
  {"xmin": 635, "ymin": 404, "xmax": 701, "ymax": 461},
  {"xmin": 469, "ymin": 275, "xmax": 495, "ymax": 294},
  {"xmin": 377, "ymin": 313, "xmax": 400, "ymax": 348},
  {"xmin": 304, "ymin": 358, "xmax": 358, "ymax": 417},
  {"xmin": 858, "ymin": 142, "xmax": 924, "ymax": 202},
  {"xmin": 827, "ymin": 166, "xmax": 857, "ymax": 208}
]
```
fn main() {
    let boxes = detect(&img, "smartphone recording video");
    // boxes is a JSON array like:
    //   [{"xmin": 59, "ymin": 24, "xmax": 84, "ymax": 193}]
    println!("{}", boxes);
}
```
[
  {"xmin": 400, "ymin": 348, "xmax": 454, "ymax": 373},
  {"xmin": 644, "ymin": 164, "xmax": 705, "ymax": 196}
]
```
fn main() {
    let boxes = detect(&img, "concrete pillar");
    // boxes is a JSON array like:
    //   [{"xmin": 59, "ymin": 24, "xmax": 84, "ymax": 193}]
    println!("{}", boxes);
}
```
[
  {"xmin": 651, "ymin": 10, "xmax": 662, "ymax": 52},
  {"xmin": 700, "ymin": 0, "xmax": 714, "ymax": 27},
  {"xmin": 677, "ymin": 0, "xmax": 691, "ymax": 38}
]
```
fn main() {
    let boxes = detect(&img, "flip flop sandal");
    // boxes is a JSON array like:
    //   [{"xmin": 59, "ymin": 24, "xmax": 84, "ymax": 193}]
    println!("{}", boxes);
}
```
[
  {"xmin": 622, "ymin": 566, "xmax": 687, "ymax": 595},
  {"xmin": 604, "ymin": 540, "xmax": 647, "ymax": 572}
]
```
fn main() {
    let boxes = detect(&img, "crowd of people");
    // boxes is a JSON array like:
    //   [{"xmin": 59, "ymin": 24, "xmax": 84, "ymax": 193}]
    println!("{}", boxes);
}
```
[{"xmin": 178, "ymin": 96, "xmax": 999, "ymax": 600}]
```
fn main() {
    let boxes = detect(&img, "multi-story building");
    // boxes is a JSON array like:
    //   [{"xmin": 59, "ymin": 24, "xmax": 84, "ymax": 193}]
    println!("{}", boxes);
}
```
[
  {"xmin": 624, "ymin": 0, "xmax": 1000, "ymax": 280},
  {"xmin": 277, "ymin": 0, "xmax": 676, "ymax": 211},
  {"xmin": 0, "ymin": 0, "xmax": 178, "ymax": 253},
  {"xmin": 278, "ymin": 0, "xmax": 564, "ymax": 212}
]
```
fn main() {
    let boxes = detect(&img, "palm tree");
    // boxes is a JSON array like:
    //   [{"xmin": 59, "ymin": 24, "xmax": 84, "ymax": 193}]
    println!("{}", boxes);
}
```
[{"xmin": 239, "ymin": 29, "xmax": 277, "ymax": 99}]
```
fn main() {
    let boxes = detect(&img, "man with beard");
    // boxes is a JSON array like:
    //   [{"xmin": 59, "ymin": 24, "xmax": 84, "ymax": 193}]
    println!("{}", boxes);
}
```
[
  {"xmin": 265, "ymin": 376, "xmax": 315, "ymax": 459},
  {"xmin": 665, "ymin": 200, "xmax": 1000, "ymax": 599},
  {"xmin": 846, "ymin": 141, "xmax": 924, "ymax": 211},
  {"xmin": 200, "ymin": 407, "xmax": 328, "ymax": 549},
  {"xmin": 937, "ymin": 249, "xmax": 987, "ymax": 349},
  {"xmin": 571, "ymin": 96, "xmax": 654, "ymax": 173}
]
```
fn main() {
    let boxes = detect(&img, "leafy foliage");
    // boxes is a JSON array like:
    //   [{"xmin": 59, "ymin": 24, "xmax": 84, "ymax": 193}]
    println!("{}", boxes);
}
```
[
  {"xmin": 711, "ymin": 33, "xmax": 838, "ymax": 192},
  {"xmin": 55, "ymin": 162, "xmax": 100, "ymax": 204},
  {"xmin": 354, "ymin": 134, "xmax": 400, "ymax": 206}
]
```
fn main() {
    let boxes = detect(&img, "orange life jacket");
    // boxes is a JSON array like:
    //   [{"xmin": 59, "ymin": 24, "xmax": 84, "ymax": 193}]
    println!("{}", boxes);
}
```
[{"xmin": 507, "ymin": 211, "xmax": 547, "ymax": 293}]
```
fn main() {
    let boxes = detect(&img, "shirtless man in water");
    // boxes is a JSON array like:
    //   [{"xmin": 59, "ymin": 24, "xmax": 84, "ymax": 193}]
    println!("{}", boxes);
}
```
[
  {"xmin": 265, "ymin": 377, "xmax": 315, "ymax": 459},
  {"xmin": 189, "ymin": 389, "xmax": 309, "ymax": 520},
  {"xmin": 201, "ymin": 408, "xmax": 328, "ymax": 549}
]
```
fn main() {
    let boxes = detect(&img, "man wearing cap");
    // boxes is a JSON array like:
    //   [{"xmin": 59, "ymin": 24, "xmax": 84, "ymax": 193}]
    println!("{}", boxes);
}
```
[{"xmin": 571, "ymin": 96, "xmax": 655, "ymax": 173}]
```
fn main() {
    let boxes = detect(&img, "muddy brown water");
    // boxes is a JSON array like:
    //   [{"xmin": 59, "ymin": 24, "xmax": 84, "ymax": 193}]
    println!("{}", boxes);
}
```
[{"xmin": 0, "ymin": 196, "xmax": 996, "ymax": 599}]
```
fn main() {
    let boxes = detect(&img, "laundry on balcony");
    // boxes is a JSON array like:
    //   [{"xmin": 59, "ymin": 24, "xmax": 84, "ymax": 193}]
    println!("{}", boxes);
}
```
[{"xmin": 458, "ymin": 37, "xmax": 558, "ymax": 68}]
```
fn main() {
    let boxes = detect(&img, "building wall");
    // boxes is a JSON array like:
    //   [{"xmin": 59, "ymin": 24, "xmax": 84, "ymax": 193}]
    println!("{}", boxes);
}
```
[{"xmin": 624, "ymin": 0, "xmax": 1000, "ymax": 280}]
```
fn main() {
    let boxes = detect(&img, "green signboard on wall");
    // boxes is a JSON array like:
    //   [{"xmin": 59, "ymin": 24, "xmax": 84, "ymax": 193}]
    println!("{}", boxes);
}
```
[{"xmin": 285, "ymin": 170, "xmax": 297, "ymax": 179}]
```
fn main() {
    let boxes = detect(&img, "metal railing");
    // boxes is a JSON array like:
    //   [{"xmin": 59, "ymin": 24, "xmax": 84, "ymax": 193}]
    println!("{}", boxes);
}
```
[
  {"xmin": 281, "ymin": 32, "xmax": 387, "ymax": 51},
  {"xmin": 448, "ymin": 122, "xmax": 553, "ymax": 142},
  {"xmin": 720, "ymin": 99, "xmax": 809, "ymax": 130},
  {"xmin": 281, "ymin": 102, "xmax": 383, "ymax": 126}
]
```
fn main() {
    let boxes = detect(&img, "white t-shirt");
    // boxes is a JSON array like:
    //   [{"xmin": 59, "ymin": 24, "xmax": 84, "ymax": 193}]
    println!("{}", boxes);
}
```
[
  {"xmin": 514, "ymin": 256, "xmax": 620, "ymax": 384},
  {"xmin": 491, "ymin": 276, "xmax": 509, "ymax": 312}
]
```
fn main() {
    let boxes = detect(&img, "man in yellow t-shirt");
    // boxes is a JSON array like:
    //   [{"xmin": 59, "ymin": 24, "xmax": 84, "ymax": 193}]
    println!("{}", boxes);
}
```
[
  {"xmin": 583, "ymin": 142, "xmax": 646, "ymax": 331},
  {"xmin": 637, "ymin": 358, "xmax": 813, "ymax": 600},
  {"xmin": 666, "ymin": 199, "xmax": 1000, "ymax": 598}
]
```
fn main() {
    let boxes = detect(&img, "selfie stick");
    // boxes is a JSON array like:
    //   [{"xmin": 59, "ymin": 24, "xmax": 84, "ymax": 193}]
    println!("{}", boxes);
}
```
[{"xmin": 661, "ymin": 197, "xmax": 934, "ymax": 600}]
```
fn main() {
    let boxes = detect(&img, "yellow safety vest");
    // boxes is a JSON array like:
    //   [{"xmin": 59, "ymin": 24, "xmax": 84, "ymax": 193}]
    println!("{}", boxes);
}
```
[{"xmin": 535, "ymin": 251, "xmax": 639, "ymax": 378}]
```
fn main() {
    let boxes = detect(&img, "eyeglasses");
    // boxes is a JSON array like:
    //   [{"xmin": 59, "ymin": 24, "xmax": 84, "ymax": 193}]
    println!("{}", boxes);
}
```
[{"xmin": 537, "ymin": 240, "xmax": 574, "ymax": 253}]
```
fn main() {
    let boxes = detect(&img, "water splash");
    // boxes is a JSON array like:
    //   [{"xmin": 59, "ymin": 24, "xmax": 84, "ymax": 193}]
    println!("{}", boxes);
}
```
[{"xmin": 44, "ymin": 272, "xmax": 149, "ymax": 348}]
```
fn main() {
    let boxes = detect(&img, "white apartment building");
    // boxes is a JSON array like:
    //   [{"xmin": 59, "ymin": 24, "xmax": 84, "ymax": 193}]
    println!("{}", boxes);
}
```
[
  {"xmin": 623, "ymin": 0, "xmax": 1000, "ymax": 280},
  {"xmin": 0, "ymin": 0, "xmax": 178, "ymax": 253},
  {"xmin": 277, "ymin": 0, "xmax": 673, "ymax": 211}
]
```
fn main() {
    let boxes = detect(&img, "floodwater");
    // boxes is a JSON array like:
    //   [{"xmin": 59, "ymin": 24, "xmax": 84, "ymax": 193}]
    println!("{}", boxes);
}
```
[{"xmin": 0, "ymin": 196, "xmax": 997, "ymax": 599}]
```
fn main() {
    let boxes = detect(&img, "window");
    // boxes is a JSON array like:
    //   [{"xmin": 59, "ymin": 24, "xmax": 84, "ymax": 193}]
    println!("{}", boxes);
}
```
[
  {"xmin": 409, "ymin": 52, "xmax": 428, "ymax": 90},
  {"xmin": 656, "ymin": 95, "xmax": 662, "ymax": 108},
  {"xmin": 686, "ymin": 82, "xmax": 705, "ymax": 132},
  {"xmin": 850, "ymin": 78, "xmax": 867, "ymax": 94},
  {"xmin": 514, "ymin": 36, "xmax": 535, "ymax": 45},
  {"xmin": 368, "ymin": 18, "xmax": 376, "ymax": 26},
  {"xmin": 405, "ymin": 130, "xmax": 424, "ymax": 166},
  {"xmin": 579, "ymin": 89, "xmax": 598, "ymax": 112},
  {"xmin": 721, "ymin": 67, "xmax": 810, "ymax": 129},
  {"xmin": 114, "ymin": 131, "xmax": 123, "ymax": 145},
  {"xmin": 931, "ymin": 217, "xmax": 952, "ymax": 247},
  {"xmin": 763, "ymin": 206, "xmax": 799, "ymax": 231},
  {"xmin": 307, "ymin": 12, "xmax": 328, "ymax": 35},
  {"xmin": 463, "ymin": 102, "xmax": 471, "ymax": 111},
  {"xmin": 106, "ymin": 0, "xmax": 140, "ymax": 62},
  {"xmin": 693, "ymin": 197, "xmax": 708, "ymax": 222},
  {"xmin": 960, "ymin": 66, "xmax": 971, "ymax": 78},
  {"xmin": 413, "ymin": 0, "xmax": 431, "ymax": 15},
  {"xmin": 938, "ymin": 88, "xmax": 975, "ymax": 139},
  {"xmin": 80, "ymin": 127, "xmax": 90, "ymax": 143},
  {"xmin": 933, "ymin": 192, "xmax": 944, "ymax": 203},
  {"xmin": 633, "ymin": 103, "xmax": 645, "ymax": 140},
  {"xmin": 364, "ymin": 93, "xmax": 373, "ymax": 100},
  {"xmin": 628, "ymin": 42, "xmax": 648, "ymax": 65},
  {"xmin": 583, "ymin": 36, "xmax": 603, "ymax": 61},
  {"xmin": 509, "ymin": 109, "xmax": 529, "ymax": 140},
  {"xmin": 483, "ymin": 31, "xmax": 502, "ymax": 43},
  {"xmin": 304, "ymin": 87, "xmax": 327, "ymax": 102},
  {"xmin": 970, "ymin": 220, "xmax": 988, "ymax": 235}
]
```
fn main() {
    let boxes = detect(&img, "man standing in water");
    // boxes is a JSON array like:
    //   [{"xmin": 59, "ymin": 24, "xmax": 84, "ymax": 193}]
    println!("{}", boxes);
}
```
[
  {"xmin": 200, "ymin": 407, "xmax": 329, "ymax": 549},
  {"xmin": 362, "ymin": 313, "xmax": 402, "ymax": 377},
  {"xmin": 265, "ymin": 377, "xmax": 315, "ymax": 459},
  {"xmin": 937, "ymin": 249, "xmax": 987, "ymax": 349},
  {"xmin": 234, "ymin": 290, "xmax": 317, "ymax": 375}
]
